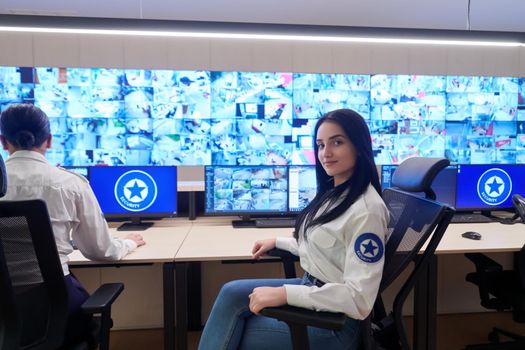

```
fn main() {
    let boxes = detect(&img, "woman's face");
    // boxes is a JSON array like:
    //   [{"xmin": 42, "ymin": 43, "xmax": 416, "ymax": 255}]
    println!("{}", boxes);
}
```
[{"xmin": 316, "ymin": 120, "xmax": 357, "ymax": 186}]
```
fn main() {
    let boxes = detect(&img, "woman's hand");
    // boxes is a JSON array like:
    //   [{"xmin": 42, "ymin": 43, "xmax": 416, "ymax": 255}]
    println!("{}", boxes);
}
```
[
  {"xmin": 251, "ymin": 238, "xmax": 276, "ymax": 259},
  {"xmin": 248, "ymin": 286, "xmax": 287, "ymax": 314}
]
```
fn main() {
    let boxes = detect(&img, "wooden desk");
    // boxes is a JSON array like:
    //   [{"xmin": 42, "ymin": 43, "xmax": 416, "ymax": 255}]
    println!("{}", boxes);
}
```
[
  {"xmin": 173, "ymin": 219, "xmax": 293, "ymax": 349},
  {"xmin": 175, "ymin": 221, "xmax": 525, "ymax": 350},
  {"xmin": 68, "ymin": 219, "xmax": 525, "ymax": 350},
  {"xmin": 437, "ymin": 222, "xmax": 525, "ymax": 254},
  {"xmin": 415, "ymin": 222, "xmax": 525, "ymax": 350},
  {"xmin": 68, "ymin": 223, "xmax": 191, "ymax": 350},
  {"xmin": 69, "ymin": 225, "xmax": 189, "ymax": 263},
  {"xmin": 176, "ymin": 223, "xmax": 293, "ymax": 262}
]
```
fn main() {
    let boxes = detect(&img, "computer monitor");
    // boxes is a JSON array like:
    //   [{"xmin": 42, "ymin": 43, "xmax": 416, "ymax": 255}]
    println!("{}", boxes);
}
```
[
  {"xmin": 288, "ymin": 165, "xmax": 317, "ymax": 212},
  {"xmin": 61, "ymin": 166, "xmax": 89, "ymax": 179},
  {"xmin": 204, "ymin": 165, "xmax": 288, "ymax": 219},
  {"xmin": 89, "ymin": 166, "xmax": 177, "ymax": 230},
  {"xmin": 455, "ymin": 164, "xmax": 525, "ymax": 212},
  {"xmin": 204, "ymin": 165, "xmax": 288, "ymax": 213},
  {"xmin": 381, "ymin": 164, "xmax": 457, "ymax": 207}
]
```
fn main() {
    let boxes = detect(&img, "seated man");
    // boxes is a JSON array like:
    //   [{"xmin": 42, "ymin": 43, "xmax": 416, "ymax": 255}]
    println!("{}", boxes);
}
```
[{"xmin": 0, "ymin": 103, "xmax": 146, "ymax": 344}]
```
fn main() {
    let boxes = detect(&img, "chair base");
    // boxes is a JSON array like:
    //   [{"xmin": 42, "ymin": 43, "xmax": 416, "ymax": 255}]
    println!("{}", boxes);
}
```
[{"xmin": 465, "ymin": 327, "xmax": 525, "ymax": 350}]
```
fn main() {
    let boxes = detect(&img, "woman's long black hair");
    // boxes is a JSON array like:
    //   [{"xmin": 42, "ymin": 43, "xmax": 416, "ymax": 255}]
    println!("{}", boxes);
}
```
[{"xmin": 293, "ymin": 109, "xmax": 381, "ymax": 240}]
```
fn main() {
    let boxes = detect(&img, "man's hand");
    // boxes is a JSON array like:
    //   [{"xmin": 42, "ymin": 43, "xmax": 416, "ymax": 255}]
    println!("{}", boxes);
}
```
[{"xmin": 125, "ymin": 233, "xmax": 146, "ymax": 247}]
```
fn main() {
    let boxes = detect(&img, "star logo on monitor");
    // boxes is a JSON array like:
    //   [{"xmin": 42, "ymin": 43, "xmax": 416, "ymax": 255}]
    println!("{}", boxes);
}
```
[
  {"xmin": 477, "ymin": 168, "xmax": 512, "ymax": 206},
  {"xmin": 125, "ymin": 180, "xmax": 147, "ymax": 200},
  {"xmin": 485, "ymin": 176, "xmax": 503, "ymax": 197},
  {"xmin": 114, "ymin": 170, "xmax": 158, "ymax": 212},
  {"xmin": 354, "ymin": 233, "xmax": 383, "ymax": 263}
]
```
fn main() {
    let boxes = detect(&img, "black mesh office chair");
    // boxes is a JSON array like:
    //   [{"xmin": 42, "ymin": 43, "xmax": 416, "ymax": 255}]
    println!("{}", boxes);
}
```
[
  {"xmin": 0, "ymin": 153, "xmax": 124, "ymax": 350},
  {"xmin": 464, "ymin": 246, "xmax": 525, "ymax": 349},
  {"xmin": 262, "ymin": 157, "xmax": 455, "ymax": 350}
]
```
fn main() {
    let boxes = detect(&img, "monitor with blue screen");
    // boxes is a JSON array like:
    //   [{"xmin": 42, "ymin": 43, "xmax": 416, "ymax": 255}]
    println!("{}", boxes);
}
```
[
  {"xmin": 89, "ymin": 166, "xmax": 177, "ymax": 230},
  {"xmin": 381, "ymin": 164, "xmax": 457, "ymax": 207},
  {"xmin": 455, "ymin": 164, "xmax": 525, "ymax": 211}
]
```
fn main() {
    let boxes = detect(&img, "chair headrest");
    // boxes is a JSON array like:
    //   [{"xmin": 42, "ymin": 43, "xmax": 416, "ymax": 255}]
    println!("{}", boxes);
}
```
[
  {"xmin": 0, "ymin": 154, "xmax": 6, "ymax": 198},
  {"xmin": 391, "ymin": 157, "xmax": 450, "ymax": 199}
]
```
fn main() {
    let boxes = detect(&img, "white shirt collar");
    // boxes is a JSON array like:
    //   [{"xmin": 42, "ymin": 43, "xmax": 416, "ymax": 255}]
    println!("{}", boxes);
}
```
[{"xmin": 6, "ymin": 150, "xmax": 49, "ymax": 165}]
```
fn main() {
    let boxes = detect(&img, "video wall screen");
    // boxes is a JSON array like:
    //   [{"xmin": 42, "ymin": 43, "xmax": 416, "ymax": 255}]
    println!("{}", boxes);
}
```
[{"xmin": 1, "ymin": 67, "xmax": 525, "ymax": 166}]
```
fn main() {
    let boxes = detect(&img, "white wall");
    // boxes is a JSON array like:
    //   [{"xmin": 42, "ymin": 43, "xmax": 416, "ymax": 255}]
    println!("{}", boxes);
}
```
[
  {"xmin": 3, "ymin": 32, "xmax": 522, "ymax": 328},
  {"xmin": 2, "ymin": 32, "xmax": 525, "ymax": 76}
]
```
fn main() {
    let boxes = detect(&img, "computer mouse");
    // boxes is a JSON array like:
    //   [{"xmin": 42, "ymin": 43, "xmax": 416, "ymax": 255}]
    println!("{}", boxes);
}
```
[{"xmin": 462, "ymin": 231, "xmax": 482, "ymax": 240}]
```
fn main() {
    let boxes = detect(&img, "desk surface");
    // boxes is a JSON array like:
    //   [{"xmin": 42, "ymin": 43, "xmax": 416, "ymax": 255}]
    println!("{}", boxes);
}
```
[
  {"xmin": 68, "ymin": 224, "xmax": 191, "ymax": 265},
  {"xmin": 177, "ymin": 220, "xmax": 525, "ymax": 261},
  {"xmin": 176, "ymin": 223, "xmax": 293, "ymax": 262},
  {"xmin": 67, "ymin": 217, "xmax": 525, "ymax": 265},
  {"xmin": 436, "ymin": 222, "xmax": 525, "ymax": 254}
]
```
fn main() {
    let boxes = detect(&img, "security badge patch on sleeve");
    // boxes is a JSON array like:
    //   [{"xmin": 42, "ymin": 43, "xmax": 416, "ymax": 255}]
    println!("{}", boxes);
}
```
[{"xmin": 354, "ymin": 233, "xmax": 384, "ymax": 263}]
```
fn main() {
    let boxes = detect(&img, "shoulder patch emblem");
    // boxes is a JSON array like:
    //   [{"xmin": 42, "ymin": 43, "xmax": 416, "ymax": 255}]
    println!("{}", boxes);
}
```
[{"xmin": 354, "ymin": 233, "xmax": 384, "ymax": 263}]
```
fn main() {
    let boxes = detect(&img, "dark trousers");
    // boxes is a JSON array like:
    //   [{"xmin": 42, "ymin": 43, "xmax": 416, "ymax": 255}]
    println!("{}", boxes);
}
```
[{"xmin": 63, "ymin": 274, "xmax": 92, "ymax": 345}]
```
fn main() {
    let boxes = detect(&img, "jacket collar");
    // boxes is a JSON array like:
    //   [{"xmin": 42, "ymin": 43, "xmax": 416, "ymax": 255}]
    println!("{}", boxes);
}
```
[{"xmin": 5, "ymin": 150, "xmax": 49, "ymax": 165}]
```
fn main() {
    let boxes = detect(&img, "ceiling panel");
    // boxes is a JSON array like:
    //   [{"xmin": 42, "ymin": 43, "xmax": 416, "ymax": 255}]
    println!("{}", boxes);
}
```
[
  {"xmin": 469, "ymin": 0, "xmax": 525, "ymax": 32},
  {"xmin": 1, "ymin": 0, "xmax": 523, "ymax": 33},
  {"xmin": 0, "ymin": 0, "xmax": 142, "ymax": 18},
  {"xmin": 141, "ymin": 0, "xmax": 469, "ymax": 30}
]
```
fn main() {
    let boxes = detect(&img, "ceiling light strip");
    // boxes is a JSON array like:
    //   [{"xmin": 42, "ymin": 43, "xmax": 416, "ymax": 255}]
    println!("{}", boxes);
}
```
[{"xmin": 0, "ymin": 26, "xmax": 522, "ymax": 47}]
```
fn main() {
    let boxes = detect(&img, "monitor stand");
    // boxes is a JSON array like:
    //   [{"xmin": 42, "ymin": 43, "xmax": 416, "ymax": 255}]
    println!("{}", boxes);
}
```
[
  {"xmin": 117, "ymin": 217, "xmax": 154, "ymax": 231},
  {"xmin": 231, "ymin": 215, "xmax": 296, "ymax": 228},
  {"xmin": 232, "ymin": 216, "xmax": 256, "ymax": 228}
]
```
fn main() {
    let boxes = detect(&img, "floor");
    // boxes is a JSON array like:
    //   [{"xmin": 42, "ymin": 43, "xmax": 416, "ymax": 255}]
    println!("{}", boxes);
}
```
[{"xmin": 109, "ymin": 311, "xmax": 525, "ymax": 349}]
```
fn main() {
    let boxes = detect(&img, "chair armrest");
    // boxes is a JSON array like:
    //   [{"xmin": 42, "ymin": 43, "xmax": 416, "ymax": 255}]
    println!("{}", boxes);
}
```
[
  {"xmin": 464, "ymin": 253, "xmax": 503, "ymax": 273},
  {"xmin": 266, "ymin": 248, "xmax": 298, "ymax": 261},
  {"xmin": 81, "ymin": 283, "xmax": 124, "ymax": 314},
  {"xmin": 266, "ymin": 248, "xmax": 299, "ymax": 279},
  {"xmin": 261, "ymin": 305, "xmax": 346, "ymax": 331}
]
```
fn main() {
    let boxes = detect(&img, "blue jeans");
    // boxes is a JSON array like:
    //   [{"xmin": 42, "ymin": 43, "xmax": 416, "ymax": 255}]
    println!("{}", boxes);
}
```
[{"xmin": 198, "ymin": 275, "xmax": 362, "ymax": 350}]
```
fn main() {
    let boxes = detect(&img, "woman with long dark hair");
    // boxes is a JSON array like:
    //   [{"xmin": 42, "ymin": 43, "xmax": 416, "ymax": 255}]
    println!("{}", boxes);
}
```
[{"xmin": 199, "ymin": 109, "xmax": 389, "ymax": 349}]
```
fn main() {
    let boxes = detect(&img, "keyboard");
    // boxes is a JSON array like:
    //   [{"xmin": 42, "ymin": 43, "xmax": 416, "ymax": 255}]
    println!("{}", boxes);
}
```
[
  {"xmin": 451, "ymin": 213, "xmax": 494, "ymax": 224},
  {"xmin": 255, "ymin": 218, "xmax": 296, "ymax": 228}
]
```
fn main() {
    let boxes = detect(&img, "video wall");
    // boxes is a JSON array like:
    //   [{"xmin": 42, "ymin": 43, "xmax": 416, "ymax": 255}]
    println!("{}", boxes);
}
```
[{"xmin": 1, "ymin": 66, "xmax": 525, "ymax": 166}]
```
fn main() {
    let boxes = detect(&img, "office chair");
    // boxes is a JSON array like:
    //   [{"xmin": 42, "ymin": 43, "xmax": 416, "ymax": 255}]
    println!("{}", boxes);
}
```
[
  {"xmin": 0, "ymin": 152, "xmax": 6, "ymax": 197},
  {"xmin": 262, "ymin": 157, "xmax": 455, "ymax": 350},
  {"xmin": 0, "ymin": 198, "xmax": 124, "ymax": 350},
  {"xmin": 464, "ymin": 246, "xmax": 525, "ymax": 349}
]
